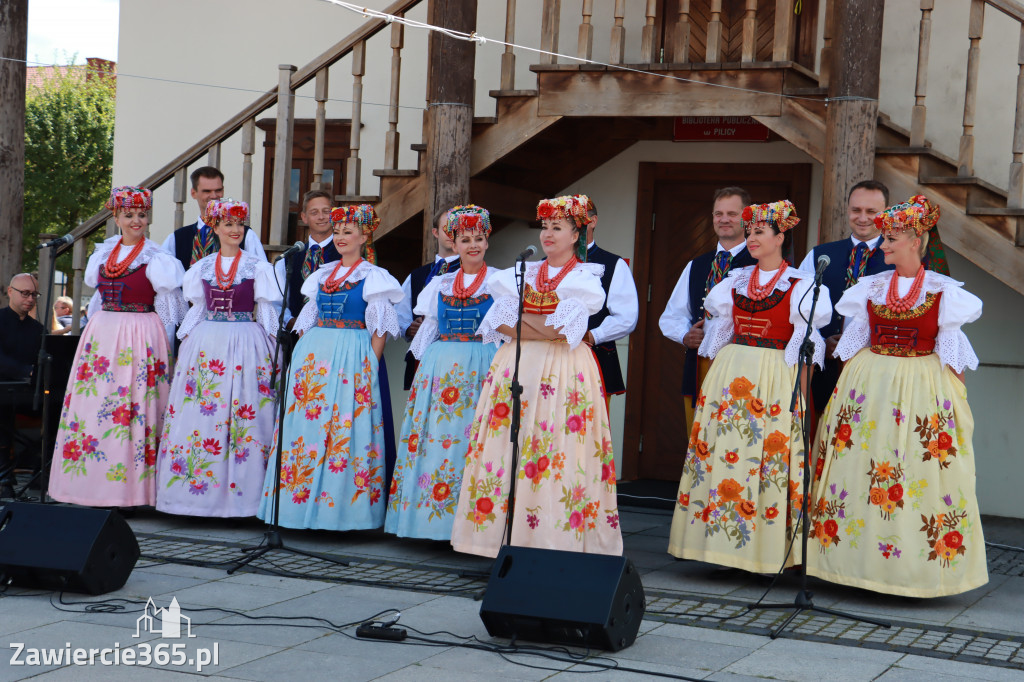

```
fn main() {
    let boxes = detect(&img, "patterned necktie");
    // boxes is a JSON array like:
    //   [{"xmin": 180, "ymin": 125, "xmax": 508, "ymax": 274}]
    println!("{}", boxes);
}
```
[
  {"xmin": 301, "ymin": 243, "xmax": 323, "ymax": 279},
  {"xmin": 705, "ymin": 250, "xmax": 733, "ymax": 295},
  {"xmin": 846, "ymin": 241, "xmax": 870, "ymax": 288},
  {"xmin": 190, "ymin": 225, "xmax": 215, "ymax": 266},
  {"xmin": 425, "ymin": 258, "xmax": 448, "ymax": 285}
]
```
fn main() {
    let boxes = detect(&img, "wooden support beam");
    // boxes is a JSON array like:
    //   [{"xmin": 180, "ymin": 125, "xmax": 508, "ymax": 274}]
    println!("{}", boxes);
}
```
[
  {"xmin": 0, "ymin": 0, "xmax": 28, "ymax": 289},
  {"xmin": 240, "ymin": 118, "xmax": 255, "ymax": 209},
  {"xmin": 820, "ymin": 0, "xmax": 884, "ymax": 243},
  {"xmin": 313, "ymin": 68, "xmax": 329, "ymax": 187},
  {"xmin": 424, "ymin": 0, "xmax": 477, "ymax": 263},
  {"xmin": 270, "ymin": 64, "xmax": 297, "ymax": 246},
  {"xmin": 173, "ymin": 167, "xmax": 187, "ymax": 230},
  {"xmin": 470, "ymin": 95, "xmax": 561, "ymax": 175}
]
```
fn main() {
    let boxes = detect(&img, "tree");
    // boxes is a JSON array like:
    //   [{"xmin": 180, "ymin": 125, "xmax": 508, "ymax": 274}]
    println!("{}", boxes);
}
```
[{"xmin": 23, "ymin": 59, "xmax": 115, "ymax": 279}]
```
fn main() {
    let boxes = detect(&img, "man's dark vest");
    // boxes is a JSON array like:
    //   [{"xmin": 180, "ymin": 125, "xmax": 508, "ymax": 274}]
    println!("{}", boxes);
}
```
[
  {"xmin": 284, "ymin": 240, "xmax": 340, "ymax": 319},
  {"xmin": 403, "ymin": 258, "xmax": 460, "ymax": 390},
  {"xmin": 172, "ymin": 222, "xmax": 255, "ymax": 272},
  {"xmin": 586, "ymin": 244, "xmax": 629, "ymax": 395},
  {"xmin": 808, "ymin": 237, "xmax": 892, "ymax": 411},
  {"xmin": 682, "ymin": 246, "xmax": 756, "ymax": 398}
]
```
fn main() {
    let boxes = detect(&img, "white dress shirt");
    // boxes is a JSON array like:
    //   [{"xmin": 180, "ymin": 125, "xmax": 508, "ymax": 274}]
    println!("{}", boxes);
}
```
[
  {"xmin": 798, "ymin": 235, "xmax": 883, "ymax": 272},
  {"xmin": 397, "ymin": 254, "xmax": 460, "ymax": 338},
  {"xmin": 273, "ymin": 233, "xmax": 336, "ymax": 325},
  {"xmin": 587, "ymin": 241, "xmax": 639, "ymax": 345},
  {"xmin": 659, "ymin": 241, "xmax": 747, "ymax": 344},
  {"xmin": 160, "ymin": 217, "xmax": 268, "ymax": 264}
]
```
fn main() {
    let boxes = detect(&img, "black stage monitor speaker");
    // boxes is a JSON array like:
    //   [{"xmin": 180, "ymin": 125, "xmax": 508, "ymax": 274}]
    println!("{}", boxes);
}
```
[
  {"xmin": 479, "ymin": 546, "xmax": 645, "ymax": 651},
  {"xmin": 0, "ymin": 502, "xmax": 139, "ymax": 595}
]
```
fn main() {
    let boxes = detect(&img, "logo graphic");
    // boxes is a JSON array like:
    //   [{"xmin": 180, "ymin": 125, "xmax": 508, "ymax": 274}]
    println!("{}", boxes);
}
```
[{"xmin": 134, "ymin": 597, "xmax": 196, "ymax": 639}]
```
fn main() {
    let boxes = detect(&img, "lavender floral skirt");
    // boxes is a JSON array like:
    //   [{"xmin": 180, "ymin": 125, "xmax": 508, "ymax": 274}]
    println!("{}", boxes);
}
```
[
  {"xmin": 48, "ymin": 311, "xmax": 171, "ymax": 507},
  {"xmin": 155, "ymin": 320, "xmax": 277, "ymax": 517}
]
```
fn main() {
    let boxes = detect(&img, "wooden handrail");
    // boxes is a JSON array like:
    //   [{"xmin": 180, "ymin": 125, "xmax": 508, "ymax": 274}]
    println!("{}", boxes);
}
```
[
  {"xmin": 56, "ymin": 0, "xmax": 424, "ymax": 257},
  {"xmin": 988, "ymin": 0, "xmax": 1024, "ymax": 23}
]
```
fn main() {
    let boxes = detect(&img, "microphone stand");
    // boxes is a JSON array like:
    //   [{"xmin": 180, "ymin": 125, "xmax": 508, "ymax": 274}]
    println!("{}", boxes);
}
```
[
  {"xmin": 499, "ymin": 254, "xmax": 530, "ymax": 548},
  {"xmin": 747, "ymin": 264, "xmax": 889, "ymax": 638},
  {"xmin": 228, "ymin": 247, "xmax": 348, "ymax": 574}
]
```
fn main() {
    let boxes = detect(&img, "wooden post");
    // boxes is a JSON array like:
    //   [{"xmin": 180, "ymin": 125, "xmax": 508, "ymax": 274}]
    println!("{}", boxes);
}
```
[
  {"xmin": 424, "ymin": 0, "xmax": 476, "ymax": 263},
  {"xmin": 910, "ymin": 0, "xmax": 934, "ymax": 147},
  {"xmin": 578, "ymin": 0, "xmax": 594, "ymax": 61},
  {"xmin": 345, "ymin": 42, "xmax": 365, "ymax": 196},
  {"xmin": 0, "ymin": 0, "xmax": 28, "ymax": 290},
  {"xmin": 1009, "ymin": 24, "xmax": 1024, "ymax": 208},
  {"xmin": 207, "ymin": 143, "xmax": 221, "ymax": 168},
  {"xmin": 772, "ymin": 0, "xmax": 795, "ymax": 62},
  {"xmin": 36, "ymin": 235, "xmax": 54, "ymax": 327},
  {"xmin": 609, "ymin": 0, "xmax": 626, "ymax": 65},
  {"xmin": 958, "ymin": 0, "xmax": 984, "ymax": 178},
  {"xmin": 501, "ymin": 0, "xmax": 517, "ymax": 89},
  {"xmin": 641, "ymin": 0, "xmax": 657, "ymax": 63},
  {"xmin": 819, "ymin": 0, "xmax": 834, "ymax": 88},
  {"xmin": 706, "ymin": 0, "xmax": 723, "ymax": 63},
  {"xmin": 240, "ymin": 118, "xmax": 255, "ymax": 208},
  {"xmin": 540, "ymin": 0, "xmax": 560, "ymax": 65},
  {"xmin": 741, "ymin": 0, "xmax": 758, "ymax": 62},
  {"xmin": 673, "ymin": 1, "xmax": 691, "ymax": 64},
  {"xmin": 71, "ymin": 237, "xmax": 85, "ymax": 334},
  {"xmin": 820, "ymin": 0, "xmax": 884, "ymax": 243},
  {"xmin": 270, "ymin": 64, "xmax": 297, "ymax": 246},
  {"xmin": 384, "ymin": 22, "xmax": 403, "ymax": 170},
  {"xmin": 173, "ymin": 167, "xmax": 187, "ymax": 230},
  {"xmin": 313, "ymin": 68, "xmax": 329, "ymax": 187}
]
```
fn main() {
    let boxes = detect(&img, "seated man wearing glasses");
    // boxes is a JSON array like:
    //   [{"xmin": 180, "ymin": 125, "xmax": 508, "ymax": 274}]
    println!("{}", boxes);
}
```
[{"xmin": 0, "ymin": 274, "xmax": 44, "ymax": 498}]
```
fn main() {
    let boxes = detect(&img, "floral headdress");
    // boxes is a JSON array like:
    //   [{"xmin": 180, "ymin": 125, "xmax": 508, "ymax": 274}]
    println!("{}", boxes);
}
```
[
  {"xmin": 536, "ymin": 194, "xmax": 593, "ymax": 262},
  {"xmin": 874, "ymin": 194, "xmax": 949, "ymax": 274},
  {"xmin": 105, "ymin": 186, "xmax": 152, "ymax": 212},
  {"xmin": 873, "ymin": 195, "xmax": 940, "ymax": 237},
  {"xmin": 331, "ymin": 204, "xmax": 381, "ymax": 264},
  {"xmin": 742, "ymin": 199, "xmax": 800, "ymax": 233},
  {"xmin": 204, "ymin": 198, "xmax": 249, "ymax": 226},
  {"xmin": 443, "ymin": 204, "xmax": 492, "ymax": 241}
]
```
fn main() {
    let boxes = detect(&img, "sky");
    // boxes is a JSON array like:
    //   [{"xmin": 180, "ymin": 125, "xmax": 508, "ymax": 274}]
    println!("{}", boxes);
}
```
[{"xmin": 26, "ymin": 0, "xmax": 119, "ymax": 66}]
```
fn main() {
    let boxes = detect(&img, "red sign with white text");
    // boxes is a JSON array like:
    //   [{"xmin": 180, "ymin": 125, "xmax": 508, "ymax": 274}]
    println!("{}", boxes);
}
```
[{"xmin": 673, "ymin": 116, "xmax": 770, "ymax": 142}]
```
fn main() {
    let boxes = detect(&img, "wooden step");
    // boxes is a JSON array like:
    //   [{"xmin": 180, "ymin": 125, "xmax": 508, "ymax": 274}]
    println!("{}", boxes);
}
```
[
  {"xmin": 372, "ymin": 169, "xmax": 418, "ymax": 177},
  {"xmin": 919, "ymin": 175, "xmax": 1007, "ymax": 198},
  {"xmin": 489, "ymin": 89, "xmax": 538, "ymax": 98},
  {"xmin": 967, "ymin": 206, "xmax": 1024, "ymax": 217},
  {"xmin": 335, "ymin": 194, "xmax": 380, "ymax": 203},
  {"xmin": 410, "ymin": 143, "xmax": 426, "ymax": 152},
  {"xmin": 875, "ymin": 146, "xmax": 933, "ymax": 155},
  {"xmin": 473, "ymin": 116, "xmax": 498, "ymax": 125}
]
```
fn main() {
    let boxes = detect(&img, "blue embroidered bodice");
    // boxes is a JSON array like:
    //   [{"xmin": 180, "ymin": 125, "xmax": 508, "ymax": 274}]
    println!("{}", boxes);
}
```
[
  {"xmin": 316, "ymin": 278, "xmax": 368, "ymax": 329},
  {"xmin": 437, "ymin": 292, "xmax": 492, "ymax": 341}
]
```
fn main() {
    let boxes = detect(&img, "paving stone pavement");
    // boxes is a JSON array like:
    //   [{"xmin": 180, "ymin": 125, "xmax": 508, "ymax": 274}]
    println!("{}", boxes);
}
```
[{"xmin": 1, "ymin": 505, "xmax": 1023, "ymax": 680}]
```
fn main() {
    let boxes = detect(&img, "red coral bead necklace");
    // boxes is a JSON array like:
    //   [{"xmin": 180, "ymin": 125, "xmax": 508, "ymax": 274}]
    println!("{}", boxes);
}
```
[
  {"xmin": 885, "ymin": 264, "xmax": 926, "ymax": 313},
  {"xmin": 452, "ymin": 264, "xmax": 488, "ymax": 299},
  {"xmin": 535, "ymin": 256, "xmax": 578, "ymax": 293},
  {"xmin": 323, "ymin": 257, "xmax": 363, "ymax": 293},
  {"xmin": 746, "ymin": 261, "xmax": 789, "ymax": 301},
  {"xmin": 215, "ymin": 252, "xmax": 241, "ymax": 290},
  {"xmin": 104, "ymin": 238, "xmax": 147, "ymax": 278}
]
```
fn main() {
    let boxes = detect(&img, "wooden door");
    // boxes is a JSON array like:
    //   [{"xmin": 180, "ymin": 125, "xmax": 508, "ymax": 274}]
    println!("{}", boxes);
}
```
[{"xmin": 622, "ymin": 162, "xmax": 811, "ymax": 481}]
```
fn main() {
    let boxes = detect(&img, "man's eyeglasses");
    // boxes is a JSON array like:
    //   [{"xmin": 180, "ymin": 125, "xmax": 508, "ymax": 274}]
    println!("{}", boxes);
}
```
[{"xmin": 10, "ymin": 287, "xmax": 40, "ymax": 299}]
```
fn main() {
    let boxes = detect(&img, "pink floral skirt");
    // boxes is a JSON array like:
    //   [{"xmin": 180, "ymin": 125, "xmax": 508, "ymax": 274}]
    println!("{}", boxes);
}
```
[
  {"xmin": 451, "ymin": 340, "xmax": 622, "ymax": 558},
  {"xmin": 48, "ymin": 311, "xmax": 171, "ymax": 507}
]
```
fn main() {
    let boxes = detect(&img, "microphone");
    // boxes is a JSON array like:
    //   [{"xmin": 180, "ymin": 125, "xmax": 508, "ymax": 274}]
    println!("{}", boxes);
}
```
[
  {"xmin": 516, "ymin": 245, "xmax": 537, "ymax": 261},
  {"xmin": 280, "ymin": 241, "xmax": 307, "ymax": 258},
  {"xmin": 37, "ymin": 234, "xmax": 75, "ymax": 250},
  {"xmin": 815, "ymin": 254, "xmax": 830, "ymax": 283}
]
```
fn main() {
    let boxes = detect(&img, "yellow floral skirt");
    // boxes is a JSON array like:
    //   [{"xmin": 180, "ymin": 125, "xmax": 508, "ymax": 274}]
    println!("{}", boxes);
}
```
[
  {"xmin": 806, "ymin": 350, "xmax": 987, "ymax": 597},
  {"xmin": 668, "ymin": 343, "xmax": 805, "ymax": 572}
]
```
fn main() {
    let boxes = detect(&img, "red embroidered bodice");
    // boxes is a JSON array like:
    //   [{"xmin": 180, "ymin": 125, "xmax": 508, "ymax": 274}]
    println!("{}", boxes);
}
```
[
  {"xmin": 98, "ymin": 264, "xmax": 156, "ymax": 313},
  {"xmin": 867, "ymin": 292, "xmax": 941, "ymax": 357},
  {"xmin": 730, "ymin": 278, "xmax": 797, "ymax": 350},
  {"xmin": 522, "ymin": 285, "xmax": 559, "ymax": 315}
]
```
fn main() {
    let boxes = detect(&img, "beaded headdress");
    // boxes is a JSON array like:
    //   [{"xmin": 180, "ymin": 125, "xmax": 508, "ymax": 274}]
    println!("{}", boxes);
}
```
[
  {"xmin": 741, "ymin": 200, "xmax": 800, "ymax": 233},
  {"xmin": 204, "ymin": 198, "xmax": 249, "ymax": 225},
  {"xmin": 105, "ymin": 186, "xmax": 152, "ymax": 212},
  {"xmin": 331, "ymin": 204, "xmax": 380, "ymax": 264},
  {"xmin": 873, "ymin": 194, "xmax": 940, "ymax": 237},
  {"xmin": 537, "ymin": 194, "xmax": 593, "ymax": 262},
  {"xmin": 443, "ymin": 204, "xmax": 492, "ymax": 241}
]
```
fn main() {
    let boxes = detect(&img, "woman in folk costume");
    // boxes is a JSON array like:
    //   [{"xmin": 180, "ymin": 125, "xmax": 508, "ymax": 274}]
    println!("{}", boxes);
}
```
[
  {"xmin": 667, "ymin": 200, "xmax": 832, "ymax": 572},
  {"xmin": 386, "ymin": 205, "xmax": 501, "ymax": 540},
  {"xmin": 451, "ymin": 194, "xmax": 622, "ymax": 558},
  {"xmin": 258, "ymin": 204, "xmax": 403, "ymax": 530},
  {"xmin": 155, "ymin": 199, "xmax": 280, "ymax": 517},
  {"xmin": 807, "ymin": 195, "xmax": 987, "ymax": 597},
  {"xmin": 49, "ymin": 186, "xmax": 187, "ymax": 507}
]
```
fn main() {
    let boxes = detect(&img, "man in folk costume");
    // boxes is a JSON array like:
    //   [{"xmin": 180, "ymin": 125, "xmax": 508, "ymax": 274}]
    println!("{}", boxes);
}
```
[
  {"xmin": 162, "ymin": 167, "xmax": 266, "ymax": 270},
  {"xmin": 397, "ymin": 208, "xmax": 461, "ymax": 390},
  {"xmin": 581, "ymin": 199, "xmax": 638, "ymax": 407},
  {"xmin": 660, "ymin": 186, "xmax": 757, "ymax": 434},
  {"xmin": 800, "ymin": 180, "xmax": 893, "ymax": 414},
  {"xmin": 274, "ymin": 189, "xmax": 340, "ymax": 327}
]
